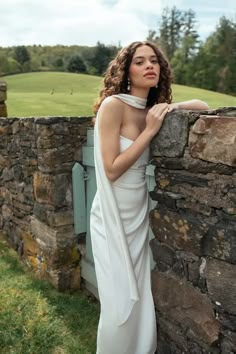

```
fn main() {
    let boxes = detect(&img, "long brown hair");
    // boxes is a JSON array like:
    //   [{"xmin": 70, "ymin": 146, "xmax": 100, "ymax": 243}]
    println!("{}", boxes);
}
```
[{"xmin": 93, "ymin": 41, "xmax": 173, "ymax": 114}]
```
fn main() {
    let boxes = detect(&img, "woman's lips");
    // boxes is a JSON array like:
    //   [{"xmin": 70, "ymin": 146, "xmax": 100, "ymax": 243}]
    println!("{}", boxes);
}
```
[{"xmin": 144, "ymin": 72, "xmax": 156, "ymax": 78}]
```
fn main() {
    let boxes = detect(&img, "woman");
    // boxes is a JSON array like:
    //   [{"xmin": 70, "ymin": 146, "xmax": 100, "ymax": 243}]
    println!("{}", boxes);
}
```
[{"xmin": 90, "ymin": 41, "xmax": 209, "ymax": 354}]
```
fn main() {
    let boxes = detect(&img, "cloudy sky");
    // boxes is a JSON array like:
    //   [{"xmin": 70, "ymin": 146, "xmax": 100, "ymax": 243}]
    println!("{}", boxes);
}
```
[{"xmin": 1, "ymin": 0, "xmax": 235, "ymax": 48}]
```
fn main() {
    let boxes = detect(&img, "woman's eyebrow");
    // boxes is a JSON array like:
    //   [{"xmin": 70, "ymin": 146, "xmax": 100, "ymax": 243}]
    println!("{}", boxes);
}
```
[{"xmin": 133, "ymin": 55, "xmax": 157, "ymax": 60}]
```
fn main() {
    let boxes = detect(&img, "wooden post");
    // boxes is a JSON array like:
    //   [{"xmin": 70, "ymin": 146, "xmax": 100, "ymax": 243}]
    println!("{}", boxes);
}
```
[{"xmin": 0, "ymin": 81, "xmax": 7, "ymax": 117}]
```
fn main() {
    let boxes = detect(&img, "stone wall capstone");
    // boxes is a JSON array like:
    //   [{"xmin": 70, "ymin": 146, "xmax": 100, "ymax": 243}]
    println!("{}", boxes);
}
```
[
  {"xmin": 150, "ymin": 107, "xmax": 236, "ymax": 354},
  {"xmin": 0, "ymin": 116, "xmax": 92, "ymax": 290}
]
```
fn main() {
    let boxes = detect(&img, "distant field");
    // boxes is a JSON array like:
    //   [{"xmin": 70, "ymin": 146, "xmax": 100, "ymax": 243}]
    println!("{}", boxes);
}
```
[
  {"xmin": 3, "ymin": 72, "xmax": 236, "ymax": 117},
  {"xmin": 172, "ymin": 84, "xmax": 236, "ymax": 110},
  {"xmin": 4, "ymin": 72, "xmax": 103, "ymax": 117}
]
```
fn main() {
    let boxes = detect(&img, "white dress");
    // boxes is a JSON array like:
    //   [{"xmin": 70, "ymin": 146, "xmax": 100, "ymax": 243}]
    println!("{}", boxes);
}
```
[{"xmin": 90, "ymin": 94, "xmax": 157, "ymax": 354}]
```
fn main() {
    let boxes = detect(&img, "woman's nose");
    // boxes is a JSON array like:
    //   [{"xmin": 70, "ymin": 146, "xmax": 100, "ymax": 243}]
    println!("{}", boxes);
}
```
[{"xmin": 146, "ymin": 61, "xmax": 154, "ymax": 68}]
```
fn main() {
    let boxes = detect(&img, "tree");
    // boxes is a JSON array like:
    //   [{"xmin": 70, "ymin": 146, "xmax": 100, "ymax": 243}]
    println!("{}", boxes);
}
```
[
  {"xmin": 149, "ymin": 7, "xmax": 201, "ymax": 87},
  {"xmin": 214, "ymin": 17, "xmax": 236, "ymax": 93},
  {"xmin": 159, "ymin": 6, "xmax": 184, "ymax": 59},
  {"xmin": 146, "ymin": 30, "xmax": 159, "ymax": 44},
  {"xmin": 66, "ymin": 55, "xmax": 87, "ymax": 73},
  {"xmin": 181, "ymin": 10, "xmax": 199, "ymax": 60},
  {"xmin": 189, "ymin": 16, "xmax": 236, "ymax": 94},
  {"xmin": 14, "ymin": 46, "xmax": 31, "ymax": 71},
  {"xmin": 171, "ymin": 10, "xmax": 199, "ymax": 85},
  {"xmin": 90, "ymin": 42, "xmax": 119, "ymax": 75},
  {"xmin": 53, "ymin": 57, "xmax": 64, "ymax": 69}
]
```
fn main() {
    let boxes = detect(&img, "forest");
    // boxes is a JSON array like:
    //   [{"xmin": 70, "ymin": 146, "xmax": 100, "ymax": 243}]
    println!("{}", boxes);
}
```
[{"xmin": 0, "ymin": 6, "xmax": 236, "ymax": 96}]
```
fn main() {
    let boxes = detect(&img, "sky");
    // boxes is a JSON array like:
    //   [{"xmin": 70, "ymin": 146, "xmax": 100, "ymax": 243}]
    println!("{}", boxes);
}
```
[{"xmin": 1, "ymin": 0, "xmax": 235, "ymax": 48}]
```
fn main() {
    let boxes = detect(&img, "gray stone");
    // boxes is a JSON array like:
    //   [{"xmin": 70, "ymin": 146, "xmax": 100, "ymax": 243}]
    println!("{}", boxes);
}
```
[
  {"xmin": 152, "ymin": 271, "xmax": 220, "ymax": 345},
  {"xmin": 219, "ymin": 313, "xmax": 236, "ymax": 332},
  {"xmin": 152, "ymin": 148, "xmax": 236, "ymax": 175},
  {"xmin": 46, "ymin": 210, "xmax": 74, "ymax": 227},
  {"xmin": 221, "ymin": 330, "xmax": 236, "ymax": 353},
  {"xmin": 189, "ymin": 115, "xmax": 236, "ymax": 166},
  {"xmin": 202, "ymin": 222, "xmax": 236, "ymax": 264},
  {"xmin": 33, "ymin": 172, "xmax": 70, "ymax": 207},
  {"xmin": 2, "ymin": 167, "xmax": 14, "ymax": 182},
  {"xmin": 216, "ymin": 106, "xmax": 236, "ymax": 117},
  {"xmin": 151, "ymin": 111, "xmax": 189, "ymax": 157},
  {"xmin": 206, "ymin": 258, "xmax": 236, "ymax": 315},
  {"xmin": 150, "ymin": 208, "xmax": 210, "ymax": 256},
  {"xmin": 154, "ymin": 169, "xmax": 236, "ymax": 211},
  {"xmin": 150, "ymin": 238, "xmax": 177, "ymax": 266}
]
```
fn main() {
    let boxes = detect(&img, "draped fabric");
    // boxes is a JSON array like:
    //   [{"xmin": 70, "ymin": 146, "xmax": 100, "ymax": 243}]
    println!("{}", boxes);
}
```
[{"xmin": 90, "ymin": 94, "xmax": 157, "ymax": 354}]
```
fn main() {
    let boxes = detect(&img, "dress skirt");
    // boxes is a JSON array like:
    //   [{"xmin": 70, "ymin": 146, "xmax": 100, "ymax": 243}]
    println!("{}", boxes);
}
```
[{"xmin": 90, "ymin": 133, "xmax": 157, "ymax": 354}]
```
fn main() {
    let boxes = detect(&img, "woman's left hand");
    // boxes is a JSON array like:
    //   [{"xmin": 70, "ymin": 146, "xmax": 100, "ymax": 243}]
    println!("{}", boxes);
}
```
[{"xmin": 167, "ymin": 103, "xmax": 179, "ymax": 112}]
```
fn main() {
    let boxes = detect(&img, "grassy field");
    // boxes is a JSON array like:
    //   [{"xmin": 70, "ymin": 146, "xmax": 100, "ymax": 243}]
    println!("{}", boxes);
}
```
[
  {"xmin": 0, "ymin": 235, "xmax": 99, "ymax": 354},
  {"xmin": 172, "ymin": 84, "xmax": 236, "ymax": 109},
  {"xmin": 3, "ymin": 72, "xmax": 236, "ymax": 117},
  {"xmin": 4, "ymin": 72, "xmax": 103, "ymax": 117}
]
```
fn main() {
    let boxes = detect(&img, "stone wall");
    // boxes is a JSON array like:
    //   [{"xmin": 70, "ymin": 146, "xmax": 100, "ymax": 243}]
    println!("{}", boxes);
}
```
[
  {"xmin": 0, "ymin": 81, "xmax": 7, "ymax": 117},
  {"xmin": 150, "ymin": 107, "xmax": 236, "ymax": 354},
  {"xmin": 0, "ymin": 116, "xmax": 92, "ymax": 290},
  {"xmin": 1, "ymin": 107, "xmax": 236, "ymax": 352}
]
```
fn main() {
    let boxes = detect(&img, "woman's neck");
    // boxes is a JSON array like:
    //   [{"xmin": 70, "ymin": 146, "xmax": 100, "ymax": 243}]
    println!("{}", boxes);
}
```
[{"xmin": 130, "ymin": 88, "xmax": 149, "ymax": 99}]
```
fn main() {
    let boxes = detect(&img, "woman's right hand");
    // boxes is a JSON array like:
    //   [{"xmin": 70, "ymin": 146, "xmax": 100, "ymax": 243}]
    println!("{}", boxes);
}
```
[{"xmin": 145, "ymin": 103, "xmax": 169, "ymax": 138}]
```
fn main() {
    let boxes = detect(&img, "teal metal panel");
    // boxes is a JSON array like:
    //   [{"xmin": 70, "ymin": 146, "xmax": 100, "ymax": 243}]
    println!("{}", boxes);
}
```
[
  {"xmin": 82, "ymin": 146, "xmax": 94, "ymax": 167},
  {"xmin": 146, "ymin": 164, "xmax": 157, "ymax": 270},
  {"xmin": 146, "ymin": 164, "xmax": 155, "ymax": 191},
  {"xmin": 86, "ymin": 128, "xmax": 94, "ymax": 146},
  {"xmin": 81, "ymin": 258, "xmax": 98, "ymax": 298},
  {"xmin": 81, "ymin": 129, "xmax": 99, "ymax": 298},
  {"xmin": 72, "ymin": 162, "xmax": 86, "ymax": 234},
  {"xmin": 85, "ymin": 165, "xmax": 97, "ymax": 262}
]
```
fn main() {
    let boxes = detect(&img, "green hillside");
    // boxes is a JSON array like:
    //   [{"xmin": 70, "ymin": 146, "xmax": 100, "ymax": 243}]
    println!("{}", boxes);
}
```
[
  {"xmin": 4, "ymin": 72, "xmax": 103, "ymax": 117},
  {"xmin": 2, "ymin": 72, "xmax": 236, "ymax": 117}
]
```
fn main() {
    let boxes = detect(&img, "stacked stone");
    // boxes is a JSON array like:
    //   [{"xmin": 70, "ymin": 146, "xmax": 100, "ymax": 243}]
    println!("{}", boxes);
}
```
[
  {"xmin": 0, "ymin": 81, "xmax": 7, "ymax": 117},
  {"xmin": 0, "ymin": 116, "xmax": 92, "ymax": 290},
  {"xmin": 0, "ymin": 118, "xmax": 37, "ymax": 254},
  {"xmin": 150, "ymin": 107, "xmax": 236, "ymax": 354}
]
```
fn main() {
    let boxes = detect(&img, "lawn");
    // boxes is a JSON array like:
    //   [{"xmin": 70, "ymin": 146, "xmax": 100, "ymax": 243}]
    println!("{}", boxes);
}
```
[
  {"xmin": 172, "ymin": 84, "xmax": 236, "ymax": 110},
  {"xmin": 4, "ymin": 72, "xmax": 103, "ymax": 117},
  {"xmin": 0, "ymin": 235, "xmax": 99, "ymax": 354},
  {"xmin": 2, "ymin": 72, "xmax": 236, "ymax": 117}
]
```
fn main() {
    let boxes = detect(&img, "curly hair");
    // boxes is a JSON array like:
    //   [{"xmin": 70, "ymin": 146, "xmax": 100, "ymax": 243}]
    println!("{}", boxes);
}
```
[{"xmin": 93, "ymin": 41, "xmax": 173, "ymax": 114}]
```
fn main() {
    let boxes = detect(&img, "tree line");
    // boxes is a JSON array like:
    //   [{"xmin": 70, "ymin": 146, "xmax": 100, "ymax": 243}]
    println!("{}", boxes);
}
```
[
  {"xmin": 0, "ymin": 7, "xmax": 235, "ymax": 95},
  {"xmin": 0, "ymin": 42, "xmax": 118, "ymax": 77}
]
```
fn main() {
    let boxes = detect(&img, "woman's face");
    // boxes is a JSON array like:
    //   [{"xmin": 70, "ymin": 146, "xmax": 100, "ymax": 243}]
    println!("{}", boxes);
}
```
[{"xmin": 128, "ymin": 45, "xmax": 160, "ymax": 93}]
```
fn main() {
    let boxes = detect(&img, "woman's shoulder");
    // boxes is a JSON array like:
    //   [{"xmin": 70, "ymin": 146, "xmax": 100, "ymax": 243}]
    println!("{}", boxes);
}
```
[
  {"xmin": 98, "ymin": 96, "xmax": 124, "ymax": 126},
  {"xmin": 100, "ymin": 95, "xmax": 125, "ymax": 112}
]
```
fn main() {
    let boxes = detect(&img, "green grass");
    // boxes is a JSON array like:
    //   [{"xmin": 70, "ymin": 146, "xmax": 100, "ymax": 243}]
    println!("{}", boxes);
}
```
[
  {"xmin": 0, "ymin": 235, "xmax": 99, "ymax": 354},
  {"xmin": 2, "ymin": 72, "xmax": 236, "ymax": 117},
  {"xmin": 172, "ymin": 84, "xmax": 236, "ymax": 110},
  {"xmin": 4, "ymin": 72, "xmax": 103, "ymax": 117}
]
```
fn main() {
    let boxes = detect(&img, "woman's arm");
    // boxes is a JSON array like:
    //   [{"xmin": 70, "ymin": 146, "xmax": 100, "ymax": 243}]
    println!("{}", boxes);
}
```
[
  {"xmin": 169, "ymin": 99, "xmax": 209, "ymax": 111},
  {"xmin": 99, "ymin": 97, "xmax": 169, "ymax": 182}
]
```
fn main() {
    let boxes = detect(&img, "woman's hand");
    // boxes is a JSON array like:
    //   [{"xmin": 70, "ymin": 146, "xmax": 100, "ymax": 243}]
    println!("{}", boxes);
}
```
[
  {"xmin": 145, "ymin": 103, "xmax": 169, "ymax": 138},
  {"xmin": 168, "ymin": 102, "xmax": 179, "ymax": 112}
]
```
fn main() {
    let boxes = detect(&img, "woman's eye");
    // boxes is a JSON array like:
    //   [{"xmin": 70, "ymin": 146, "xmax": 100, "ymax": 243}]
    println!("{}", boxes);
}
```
[
  {"xmin": 152, "ymin": 59, "xmax": 158, "ymax": 64},
  {"xmin": 135, "ymin": 61, "xmax": 143, "ymax": 65}
]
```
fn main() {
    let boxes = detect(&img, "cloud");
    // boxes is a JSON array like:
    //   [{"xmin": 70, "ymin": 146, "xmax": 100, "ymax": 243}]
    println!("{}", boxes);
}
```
[
  {"xmin": 1, "ymin": 0, "xmax": 157, "ymax": 47},
  {"xmin": 0, "ymin": 0, "xmax": 149, "ymax": 46},
  {"xmin": 0, "ymin": 0, "xmax": 235, "ymax": 47}
]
